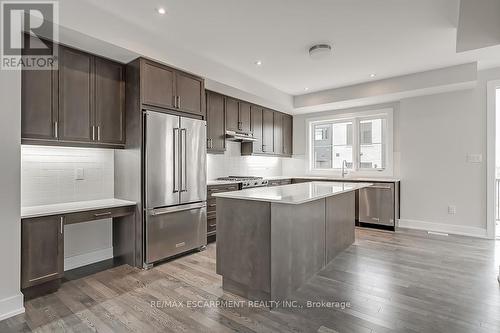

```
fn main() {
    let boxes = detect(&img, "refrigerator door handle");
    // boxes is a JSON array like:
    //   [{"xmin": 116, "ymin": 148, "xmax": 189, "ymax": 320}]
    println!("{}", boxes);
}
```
[
  {"xmin": 149, "ymin": 202, "xmax": 206, "ymax": 216},
  {"xmin": 180, "ymin": 128, "xmax": 187, "ymax": 192},
  {"xmin": 173, "ymin": 128, "xmax": 180, "ymax": 193}
]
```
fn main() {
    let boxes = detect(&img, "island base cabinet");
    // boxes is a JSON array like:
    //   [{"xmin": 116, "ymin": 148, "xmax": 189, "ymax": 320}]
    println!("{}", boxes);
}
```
[
  {"xmin": 216, "ymin": 193, "xmax": 357, "ymax": 303},
  {"xmin": 21, "ymin": 216, "xmax": 64, "ymax": 295},
  {"xmin": 325, "ymin": 192, "xmax": 355, "ymax": 262}
]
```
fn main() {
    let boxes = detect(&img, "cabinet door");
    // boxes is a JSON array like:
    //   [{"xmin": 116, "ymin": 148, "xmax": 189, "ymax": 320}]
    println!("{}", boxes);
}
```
[
  {"xmin": 94, "ymin": 57, "xmax": 125, "ymax": 145},
  {"xmin": 142, "ymin": 61, "xmax": 175, "ymax": 109},
  {"xmin": 176, "ymin": 72, "xmax": 204, "ymax": 116},
  {"xmin": 225, "ymin": 97, "xmax": 239, "ymax": 132},
  {"xmin": 21, "ymin": 35, "xmax": 58, "ymax": 141},
  {"xmin": 239, "ymin": 102, "xmax": 251, "ymax": 133},
  {"xmin": 58, "ymin": 46, "xmax": 93, "ymax": 142},
  {"xmin": 273, "ymin": 112, "xmax": 283, "ymax": 155},
  {"xmin": 206, "ymin": 91, "xmax": 225, "ymax": 153},
  {"xmin": 250, "ymin": 106, "xmax": 263, "ymax": 153},
  {"xmin": 21, "ymin": 216, "xmax": 64, "ymax": 289},
  {"xmin": 283, "ymin": 113, "xmax": 293, "ymax": 156},
  {"xmin": 262, "ymin": 109, "xmax": 274, "ymax": 154}
]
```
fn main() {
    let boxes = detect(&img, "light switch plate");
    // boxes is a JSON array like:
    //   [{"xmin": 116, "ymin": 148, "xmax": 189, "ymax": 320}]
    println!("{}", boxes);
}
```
[
  {"xmin": 466, "ymin": 153, "xmax": 482, "ymax": 163},
  {"xmin": 75, "ymin": 168, "xmax": 84, "ymax": 180},
  {"xmin": 448, "ymin": 205, "xmax": 456, "ymax": 215}
]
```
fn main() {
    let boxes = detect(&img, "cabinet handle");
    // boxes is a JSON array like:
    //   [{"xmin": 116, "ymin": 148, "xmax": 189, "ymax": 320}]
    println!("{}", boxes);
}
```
[
  {"xmin": 178, "ymin": 96, "xmax": 181, "ymax": 109},
  {"xmin": 173, "ymin": 96, "xmax": 177, "ymax": 108},
  {"xmin": 97, "ymin": 126, "xmax": 101, "ymax": 141},
  {"xmin": 54, "ymin": 122, "xmax": 58, "ymax": 139},
  {"xmin": 94, "ymin": 212, "xmax": 112, "ymax": 217},
  {"xmin": 262, "ymin": 144, "xmax": 266, "ymax": 152},
  {"xmin": 92, "ymin": 126, "xmax": 95, "ymax": 141},
  {"xmin": 60, "ymin": 216, "xmax": 64, "ymax": 234}
]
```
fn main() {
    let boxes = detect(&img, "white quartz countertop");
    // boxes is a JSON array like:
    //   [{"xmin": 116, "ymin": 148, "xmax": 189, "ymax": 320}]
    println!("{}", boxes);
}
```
[
  {"xmin": 213, "ymin": 181, "xmax": 372, "ymax": 205},
  {"xmin": 207, "ymin": 180, "xmax": 242, "ymax": 186},
  {"xmin": 21, "ymin": 199, "xmax": 137, "ymax": 219},
  {"xmin": 264, "ymin": 175, "xmax": 400, "ymax": 182}
]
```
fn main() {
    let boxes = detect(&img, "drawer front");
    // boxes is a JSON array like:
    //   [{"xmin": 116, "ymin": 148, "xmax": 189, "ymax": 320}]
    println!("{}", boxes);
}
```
[
  {"xmin": 207, "ymin": 184, "xmax": 239, "ymax": 198},
  {"xmin": 207, "ymin": 217, "xmax": 217, "ymax": 235},
  {"xmin": 64, "ymin": 205, "xmax": 135, "ymax": 225},
  {"xmin": 207, "ymin": 198, "xmax": 217, "ymax": 212}
]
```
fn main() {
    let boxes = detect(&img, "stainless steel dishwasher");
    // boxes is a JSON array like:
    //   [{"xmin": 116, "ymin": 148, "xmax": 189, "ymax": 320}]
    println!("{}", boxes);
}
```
[{"xmin": 358, "ymin": 182, "xmax": 396, "ymax": 227}]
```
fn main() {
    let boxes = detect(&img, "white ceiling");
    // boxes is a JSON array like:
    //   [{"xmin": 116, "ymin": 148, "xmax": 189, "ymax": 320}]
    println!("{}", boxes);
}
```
[{"xmin": 59, "ymin": 0, "xmax": 500, "ymax": 98}]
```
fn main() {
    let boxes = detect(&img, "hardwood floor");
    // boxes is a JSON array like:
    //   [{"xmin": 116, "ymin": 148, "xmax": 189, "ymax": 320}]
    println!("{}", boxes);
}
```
[{"xmin": 2, "ymin": 228, "xmax": 499, "ymax": 333}]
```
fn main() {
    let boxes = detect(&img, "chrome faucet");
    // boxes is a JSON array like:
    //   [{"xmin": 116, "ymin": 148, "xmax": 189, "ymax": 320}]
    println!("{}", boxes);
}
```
[{"xmin": 342, "ymin": 160, "xmax": 348, "ymax": 178}]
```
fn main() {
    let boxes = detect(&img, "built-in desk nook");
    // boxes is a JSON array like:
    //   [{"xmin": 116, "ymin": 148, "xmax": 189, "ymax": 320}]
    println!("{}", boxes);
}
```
[{"xmin": 21, "ymin": 199, "xmax": 137, "ymax": 298}]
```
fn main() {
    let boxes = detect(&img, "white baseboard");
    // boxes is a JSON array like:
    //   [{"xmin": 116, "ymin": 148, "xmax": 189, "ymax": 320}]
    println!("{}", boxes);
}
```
[
  {"xmin": 397, "ymin": 219, "xmax": 488, "ymax": 238},
  {"xmin": 64, "ymin": 247, "xmax": 113, "ymax": 271},
  {"xmin": 0, "ymin": 293, "xmax": 24, "ymax": 322}
]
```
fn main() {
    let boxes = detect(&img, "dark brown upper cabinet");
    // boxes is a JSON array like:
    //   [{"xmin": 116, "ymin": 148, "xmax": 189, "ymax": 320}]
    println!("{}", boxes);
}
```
[
  {"xmin": 141, "ymin": 59, "xmax": 205, "ymax": 117},
  {"xmin": 225, "ymin": 98, "xmax": 251, "ymax": 133},
  {"xmin": 225, "ymin": 97, "xmax": 239, "ymax": 132},
  {"xmin": 142, "ymin": 61, "xmax": 176, "ymax": 110},
  {"xmin": 22, "ymin": 39, "xmax": 126, "ymax": 148},
  {"xmin": 176, "ymin": 71, "xmax": 204, "ymax": 116},
  {"xmin": 58, "ymin": 46, "xmax": 93, "ymax": 143},
  {"xmin": 206, "ymin": 91, "xmax": 226, "ymax": 153},
  {"xmin": 273, "ymin": 112, "xmax": 283, "ymax": 155},
  {"xmin": 94, "ymin": 57, "xmax": 125, "ymax": 145},
  {"xmin": 21, "ymin": 35, "xmax": 58, "ymax": 142},
  {"xmin": 283, "ymin": 113, "xmax": 293, "ymax": 156},
  {"xmin": 242, "ymin": 107, "xmax": 293, "ymax": 157},
  {"xmin": 249, "ymin": 105, "xmax": 263, "ymax": 153},
  {"xmin": 262, "ymin": 108, "xmax": 274, "ymax": 154},
  {"xmin": 239, "ymin": 102, "xmax": 251, "ymax": 133},
  {"xmin": 21, "ymin": 216, "xmax": 64, "ymax": 289}
]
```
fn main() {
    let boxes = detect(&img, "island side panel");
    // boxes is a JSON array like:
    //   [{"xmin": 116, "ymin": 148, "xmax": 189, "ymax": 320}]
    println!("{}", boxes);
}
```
[
  {"xmin": 216, "ymin": 197, "xmax": 271, "ymax": 300},
  {"xmin": 270, "ymin": 199, "xmax": 326, "ymax": 301},
  {"xmin": 325, "ymin": 191, "xmax": 355, "ymax": 263}
]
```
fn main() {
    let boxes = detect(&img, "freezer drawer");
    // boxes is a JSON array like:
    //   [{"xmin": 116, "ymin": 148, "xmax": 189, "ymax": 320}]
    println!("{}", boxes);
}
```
[
  {"xmin": 145, "ymin": 203, "xmax": 207, "ymax": 264},
  {"xmin": 358, "ymin": 183, "xmax": 395, "ymax": 226}
]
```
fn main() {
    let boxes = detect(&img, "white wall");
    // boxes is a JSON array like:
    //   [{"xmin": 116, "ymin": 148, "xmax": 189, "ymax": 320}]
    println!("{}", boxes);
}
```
[
  {"xmin": 21, "ymin": 146, "xmax": 115, "ymax": 270},
  {"xmin": 207, "ymin": 142, "xmax": 283, "ymax": 180},
  {"xmin": 0, "ymin": 70, "xmax": 24, "ymax": 320},
  {"xmin": 286, "ymin": 66, "xmax": 500, "ymax": 237}
]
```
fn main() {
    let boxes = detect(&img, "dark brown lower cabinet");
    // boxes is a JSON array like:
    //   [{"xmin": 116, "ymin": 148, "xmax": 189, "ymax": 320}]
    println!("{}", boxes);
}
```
[
  {"xmin": 207, "ymin": 183, "xmax": 240, "ymax": 237},
  {"xmin": 21, "ymin": 216, "xmax": 64, "ymax": 290}
]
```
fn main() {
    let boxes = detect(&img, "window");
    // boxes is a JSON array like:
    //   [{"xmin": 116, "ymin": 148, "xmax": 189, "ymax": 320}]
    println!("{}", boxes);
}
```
[{"xmin": 309, "ymin": 110, "xmax": 392, "ymax": 173}]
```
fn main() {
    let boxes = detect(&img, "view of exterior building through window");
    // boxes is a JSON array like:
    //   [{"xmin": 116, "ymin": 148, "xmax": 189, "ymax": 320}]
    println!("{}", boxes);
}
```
[
  {"xmin": 311, "ymin": 116, "xmax": 387, "ymax": 171},
  {"xmin": 360, "ymin": 118, "xmax": 385, "ymax": 169}
]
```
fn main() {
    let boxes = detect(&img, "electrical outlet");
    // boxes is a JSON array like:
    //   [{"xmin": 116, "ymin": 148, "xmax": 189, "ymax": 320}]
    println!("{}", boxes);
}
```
[
  {"xmin": 448, "ymin": 205, "xmax": 456, "ymax": 215},
  {"xmin": 466, "ymin": 153, "xmax": 482, "ymax": 163},
  {"xmin": 75, "ymin": 168, "xmax": 84, "ymax": 180}
]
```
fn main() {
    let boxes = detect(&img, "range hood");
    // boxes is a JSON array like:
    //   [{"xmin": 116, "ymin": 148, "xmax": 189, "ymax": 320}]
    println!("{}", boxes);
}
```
[{"xmin": 225, "ymin": 130, "xmax": 257, "ymax": 142}]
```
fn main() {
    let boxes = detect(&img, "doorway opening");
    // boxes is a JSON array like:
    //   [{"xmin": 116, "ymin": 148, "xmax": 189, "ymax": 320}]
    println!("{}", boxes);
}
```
[{"xmin": 496, "ymin": 87, "xmax": 500, "ymax": 239}]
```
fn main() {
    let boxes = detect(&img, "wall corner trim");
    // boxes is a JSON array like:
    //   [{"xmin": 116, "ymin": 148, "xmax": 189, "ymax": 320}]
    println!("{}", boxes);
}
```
[
  {"xmin": 397, "ymin": 219, "xmax": 488, "ymax": 239},
  {"xmin": 0, "ymin": 293, "xmax": 25, "ymax": 322}
]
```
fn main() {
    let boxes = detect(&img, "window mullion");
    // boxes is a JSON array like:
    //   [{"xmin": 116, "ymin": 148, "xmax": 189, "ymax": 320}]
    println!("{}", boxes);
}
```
[{"xmin": 353, "ymin": 119, "xmax": 359, "ymax": 171}]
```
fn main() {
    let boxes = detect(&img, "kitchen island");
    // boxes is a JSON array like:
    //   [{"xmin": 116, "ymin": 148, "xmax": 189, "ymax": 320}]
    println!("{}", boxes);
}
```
[{"xmin": 213, "ymin": 181, "xmax": 371, "ymax": 302}]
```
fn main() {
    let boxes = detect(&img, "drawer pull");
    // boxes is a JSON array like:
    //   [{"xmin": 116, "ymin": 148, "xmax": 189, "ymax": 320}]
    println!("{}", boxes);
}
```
[
  {"xmin": 209, "ymin": 223, "xmax": 216, "ymax": 228},
  {"xmin": 209, "ymin": 204, "xmax": 216, "ymax": 207},
  {"xmin": 94, "ymin": 212, "xmax": 112, "ymax": 217}
]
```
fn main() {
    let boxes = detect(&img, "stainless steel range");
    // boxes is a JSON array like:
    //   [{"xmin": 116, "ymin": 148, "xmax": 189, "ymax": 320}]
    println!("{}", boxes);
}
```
[{"xmin": 217, "ymin": 176, "xmax": 268, "ymax": 189}]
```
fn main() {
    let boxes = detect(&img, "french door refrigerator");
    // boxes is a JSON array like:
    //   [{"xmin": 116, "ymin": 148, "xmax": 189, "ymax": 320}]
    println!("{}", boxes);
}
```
[{"xmin": 144, "ymin": 110, "xmax": 207, "ymax": 264}]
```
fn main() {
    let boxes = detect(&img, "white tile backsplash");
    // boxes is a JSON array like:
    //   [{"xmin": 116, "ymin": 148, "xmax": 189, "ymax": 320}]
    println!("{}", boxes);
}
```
[
  {"xmin": 207, "ymin": 141, "xmax": 283, "ymax": 179},
  {"xmin": 21, "ymin": 145, "xmax": 114, "ymax": 206}
]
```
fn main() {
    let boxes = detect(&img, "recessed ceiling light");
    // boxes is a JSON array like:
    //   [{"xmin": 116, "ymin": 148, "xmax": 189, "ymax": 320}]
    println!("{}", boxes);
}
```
[
  {"xmin": 255, "ymin": 60, "xmax": 262, "ymax": 66},
  {"xmin": 304, "ymin": 87, "xmax": 309, "ymax": 91},
  {"xmin": 370, "ymin": 73, "xmax": 377, "ymax": 78},
  {"xmin": 157, "ymin": 7, "xmax": 166, "ymax": 15}
]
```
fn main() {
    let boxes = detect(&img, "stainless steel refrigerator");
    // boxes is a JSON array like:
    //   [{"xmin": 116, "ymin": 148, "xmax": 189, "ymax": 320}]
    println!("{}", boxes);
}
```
[{"xmin": 144, "ymin": 110, "xmax": 207, "ymax": 264}]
